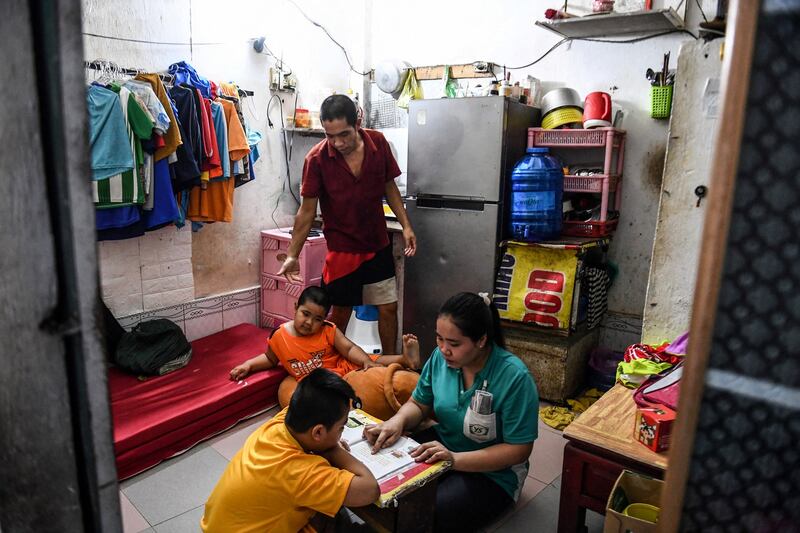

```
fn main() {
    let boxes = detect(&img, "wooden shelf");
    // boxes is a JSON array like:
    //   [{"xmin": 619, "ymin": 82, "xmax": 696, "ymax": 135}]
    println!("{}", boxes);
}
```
[
  {"xmin": 413, "ymin": 63, "xmax": 496, "ymax": 81},
  {"xmin": 535, "ymin": 8, "xmax": 683, "ymax": 39},
  {"xmin": 283, "ymin": 127, "xmax": 325, "ymax": 136}
]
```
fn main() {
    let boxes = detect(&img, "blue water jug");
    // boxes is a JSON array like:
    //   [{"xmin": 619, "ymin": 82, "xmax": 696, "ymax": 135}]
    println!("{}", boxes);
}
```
[
  {"xmin": 354, "ymin": 305, "xmax": 379, "ymax": 322},
  {"xmin": 507, "ymin": 147, "xmax": 564, "ymax": 241}
]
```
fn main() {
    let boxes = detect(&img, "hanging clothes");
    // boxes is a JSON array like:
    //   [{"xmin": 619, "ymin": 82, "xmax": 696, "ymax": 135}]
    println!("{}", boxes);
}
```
[
  {"xmin": 168, "ymin": 61, "xmax": 212, "ymax": 99},
  {"xmin": 86, "ymin": 85, "xmax": 134, "ymax": 181},
  {"xmin": 247, "ymin": 128, "xmax": 263, "ymax": 165},
  {"xmin": 93, "ymin": 85, "xmax": 154, "ymax": 208},
  {"xmin": 186, "ymin": 87, "xmax": 210, "ymax": 186},
  {"xmin": 215, "ymin": 98, "xmax": 249, "ymax": 163},
  {"xmin": 88, "ymin": 63, "xmax": 252, "ymax": 240},
  {"xmin": 200, "ymin": 96, "xmax": 222, "ymax": 179},
  {"xmin": 218, "ymin": 82, "xmax": 239, "ymax": 99},
  {"xmin": 210, "ymin": 101, "xmax": 230, "ymax": 180},
  {"xmin": 96, "ymin": 205, "xmax": 140, "ymax": 231},
  {"xmin": 141, "ymin": 157, "xmax": 179, "ymax": 230},
  {"xmin": 186, "ymin": 97, "xmax": 248, "ymax": 223},
  {"xmin": 123, "ymin": 79, "xmax": 171, "ymax": 135},
  {"xmin": 134, "ymin": 73, "xmax": 182, "ymax": 161},
  {"xmin": 219, "ymin": 95, "xmax": 252, "ymax": 187},
  {"xmin": 169, "ymin": 85, "xmax": 203, "ymax": 191}
]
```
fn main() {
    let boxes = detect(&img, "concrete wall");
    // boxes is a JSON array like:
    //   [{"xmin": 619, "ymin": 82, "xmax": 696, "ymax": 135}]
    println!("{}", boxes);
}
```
[
  {"xmin": 368, "ymin": 0, "xmax": 715, "ymax": 349},
  {"xmin": 86, "ymin": 0, "xmax": 718, "ymax": 343},
  {"xmin": 84, "ymin": 0, "xmax": 365, "ymax": 315},
  {"xmin": 642, "ymin": 38, "xmax": 723, "ymax": 344}
]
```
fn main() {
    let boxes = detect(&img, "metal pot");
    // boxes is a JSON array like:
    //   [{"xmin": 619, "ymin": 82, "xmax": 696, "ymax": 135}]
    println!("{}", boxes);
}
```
[{"xmin": 541, "ymin": 88, "xmax": 583, "ymax": 116}]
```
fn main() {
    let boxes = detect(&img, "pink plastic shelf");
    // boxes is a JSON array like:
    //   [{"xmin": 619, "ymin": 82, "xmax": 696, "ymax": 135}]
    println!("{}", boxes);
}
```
[
  {"xmin": 562, "ymin": 218, "xmax": 619, "ymax": 238},
  {"xmin": 261, "ymin": 310, "xmax": 290, "ymax": 329},
  {"xmin": 261, "ymin": 228, "xmax": 327, "ymax": 283},
  {"xmin": 564, "ymin": 174, "xmax": 620, "ymax": 194},
  {"xmin": 261, "ymin": 276, "xmax": 322, "ymax": 320},
  {"xmin": 527, "ymin": 127, "xmax": 625, "ymax": 148}
]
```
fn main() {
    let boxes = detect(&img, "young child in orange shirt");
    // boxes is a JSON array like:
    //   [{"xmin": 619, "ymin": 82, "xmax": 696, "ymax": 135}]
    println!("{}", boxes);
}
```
[
  {"xmin": 229, "ymin": 286, "xmax": 420, "ymax": 383},
  {"xmin": 201, "ymin": 369, "xmax": 379, "ymax": 532}
]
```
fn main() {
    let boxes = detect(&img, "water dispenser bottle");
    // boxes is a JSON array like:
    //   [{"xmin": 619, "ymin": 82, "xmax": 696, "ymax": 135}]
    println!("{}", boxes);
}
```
[{"xmin": 508, "ymin": 147, "xmax": 564, "ymax": 241}]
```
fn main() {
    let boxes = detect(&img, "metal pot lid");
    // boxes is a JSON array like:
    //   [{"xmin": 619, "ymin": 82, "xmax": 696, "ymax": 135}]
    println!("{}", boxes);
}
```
[
  {"xmin": 375, "ymin": 60, "xmax": 412, "ymax": 98},
  {"xmin": 541, "ymin": 88, "xmax": 583, "ymax": 116}
]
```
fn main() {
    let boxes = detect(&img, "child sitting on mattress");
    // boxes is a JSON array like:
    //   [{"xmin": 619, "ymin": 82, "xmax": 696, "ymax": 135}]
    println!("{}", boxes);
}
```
[
  {"xmin": 230, "ymin": 285, "xmax": 420, "ymax": 392},
  {"xmin": 201, "ymin": 368, "xmax": 379, "ymax": 532}
]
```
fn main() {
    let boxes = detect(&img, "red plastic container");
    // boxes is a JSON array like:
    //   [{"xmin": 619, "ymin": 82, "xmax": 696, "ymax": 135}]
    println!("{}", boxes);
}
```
[{"xmin": 562, "ymin": 218, "xmax": 619, "ymax": 238}]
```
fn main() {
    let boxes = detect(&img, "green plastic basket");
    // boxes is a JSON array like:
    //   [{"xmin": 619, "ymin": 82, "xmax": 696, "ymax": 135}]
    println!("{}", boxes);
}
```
[{"xmin": 650, "ymin": 85, "xmax": 673, "ymax": 119}]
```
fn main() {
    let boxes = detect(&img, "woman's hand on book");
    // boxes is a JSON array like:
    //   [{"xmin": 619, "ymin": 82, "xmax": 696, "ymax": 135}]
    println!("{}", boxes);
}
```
[
  {"xmin": 409, "ymin": 440, "xmax": 454, "ymax": 464},
  {"xmin": 363, "ymin": 420, "xmax": 404, "ymax": 453}
]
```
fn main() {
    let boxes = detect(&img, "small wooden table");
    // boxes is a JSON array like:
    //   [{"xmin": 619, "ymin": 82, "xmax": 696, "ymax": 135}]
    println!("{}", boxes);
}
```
[
  {"xmin": 351, "ymin": 477, "xmax": 441, "ymax": 533},
  {"xmin": 558, "ymin": 384, "xmax": 668, "ymax": 533}
]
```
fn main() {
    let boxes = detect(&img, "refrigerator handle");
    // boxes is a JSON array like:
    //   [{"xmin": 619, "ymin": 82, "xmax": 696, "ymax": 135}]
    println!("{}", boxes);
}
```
[{"xmin": 415, "ymin": 197, "xmax": 486, "ymax": 211}]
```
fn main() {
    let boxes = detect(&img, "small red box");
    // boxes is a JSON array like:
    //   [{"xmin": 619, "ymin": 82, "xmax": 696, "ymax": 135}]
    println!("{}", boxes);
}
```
[{"xmin": 634, "ymin": 404, "xmax": 675, "ymax": 453}]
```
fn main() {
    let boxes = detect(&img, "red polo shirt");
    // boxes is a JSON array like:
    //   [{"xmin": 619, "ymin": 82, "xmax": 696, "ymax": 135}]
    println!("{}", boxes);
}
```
[{"xmin": 301, "ymin": 128, "xmax": 401, "ymax": 253}]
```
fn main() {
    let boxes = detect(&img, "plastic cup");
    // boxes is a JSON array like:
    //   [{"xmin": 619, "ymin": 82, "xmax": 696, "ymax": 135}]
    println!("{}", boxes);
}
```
[{"xmin": 622, "ymin": 503, "xmax": 660, "ymax": 523}]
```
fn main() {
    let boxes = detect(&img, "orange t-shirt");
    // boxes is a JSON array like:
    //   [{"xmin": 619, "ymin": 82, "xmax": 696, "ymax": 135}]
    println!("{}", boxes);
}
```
[
  {"xmin": 269, "ymin": 321, "xmax": 361, "ymax": 379},
  {"xmin": 215, "ymin": 98, "xmax": 250, "ymax": 162},
  {"xmin": 133, "ymin": 73, "xmax": 181, "ymax": 161}
]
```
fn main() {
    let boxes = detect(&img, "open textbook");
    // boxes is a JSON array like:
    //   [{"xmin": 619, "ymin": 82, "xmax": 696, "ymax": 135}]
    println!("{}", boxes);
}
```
[{"xmin": 342, "ymin": 410, "xmax": 451, "ymax": 506}]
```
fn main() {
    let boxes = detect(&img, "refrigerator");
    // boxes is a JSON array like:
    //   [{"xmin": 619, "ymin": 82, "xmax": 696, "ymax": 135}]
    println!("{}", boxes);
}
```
[{"xmin": 402, "ymin": 96, "xmax": 539, "ymax": 357}]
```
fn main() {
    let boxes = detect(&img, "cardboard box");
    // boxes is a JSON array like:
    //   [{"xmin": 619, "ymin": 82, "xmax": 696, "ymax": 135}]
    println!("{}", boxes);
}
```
[
  {"xmin": 603, "ymin": 470, "xmax": 663, "ymax": 533},
  {"xmin": 634, "ymin": 404, "xmax": 676, "ymax": 453},
  {"xmin": 503, "ymin": 323, "xmax": 599, "ymax": 403}
]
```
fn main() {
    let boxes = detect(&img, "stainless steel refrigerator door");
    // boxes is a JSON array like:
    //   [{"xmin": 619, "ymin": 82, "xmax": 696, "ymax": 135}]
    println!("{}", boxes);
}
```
[
  {"xmin": 407, "ymin": 97, "xmax": 506, "ymax": 201},
  {"xmin": 402, "ymin": 199, "xmax": 502, "ymax": 359}
]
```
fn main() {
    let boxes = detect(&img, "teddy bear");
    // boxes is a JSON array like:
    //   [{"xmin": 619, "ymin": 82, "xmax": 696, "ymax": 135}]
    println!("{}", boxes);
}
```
[{"xmin": 277, "ymin": 363, "xmax": 419, "ymax": 421}]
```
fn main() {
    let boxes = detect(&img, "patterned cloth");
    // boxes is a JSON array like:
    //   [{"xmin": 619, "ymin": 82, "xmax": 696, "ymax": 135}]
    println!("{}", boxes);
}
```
[{"xmin": 584, "ymin": 266, "xmax": 611, "ymax": 329}]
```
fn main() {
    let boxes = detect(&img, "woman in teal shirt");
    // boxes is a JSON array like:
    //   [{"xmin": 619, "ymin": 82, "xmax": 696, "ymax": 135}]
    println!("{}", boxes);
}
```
[{"xmin": 365, "ymin": 292, "xmax": 539, "ymax": 532}]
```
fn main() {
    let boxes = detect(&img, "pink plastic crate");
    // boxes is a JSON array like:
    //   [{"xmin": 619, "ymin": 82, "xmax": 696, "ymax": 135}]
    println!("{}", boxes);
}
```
[
  {"xmin": 261, "ymin": 228, "xmax": 328, "ymax": 282},
  {"xmin": 261, "ymin": 277, "xmax": 322, "ymax": 319},
  {"xmin": 564, "ymin": 174, "xmax": 619, "ymax": 194},
  {"xmin": 261, "ymin": 310, "xmax": 290, "ymax": 329}
]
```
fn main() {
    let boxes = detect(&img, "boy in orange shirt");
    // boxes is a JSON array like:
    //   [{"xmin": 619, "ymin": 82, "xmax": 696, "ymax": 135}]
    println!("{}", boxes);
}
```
[
  {"xmin": 230, "ymin": 286, "xmax": 420, "ymax": 382},
  {"xmin": 201, "ymin": 369, "xmax": 379, "ymax": 532}
]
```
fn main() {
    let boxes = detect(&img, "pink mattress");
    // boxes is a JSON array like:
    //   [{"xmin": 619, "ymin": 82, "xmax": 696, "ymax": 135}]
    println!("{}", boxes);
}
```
[{"xmin": 109, "ymin": 323, "xmax": 286, "ymax": 480}]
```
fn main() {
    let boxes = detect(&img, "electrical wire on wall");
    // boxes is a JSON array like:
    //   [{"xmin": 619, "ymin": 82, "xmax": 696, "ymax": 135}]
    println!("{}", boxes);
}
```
[
  {"xmin": 499, "ymin": 29, "xmax": 699, "ymax": 70},
  {"xmin": 252, "ymin": 37, "xmax": 293, "ymax": 76},
  {"xmin": 286, "ymin": 0, "xmax": 371, "ymax": 76},
  {"xmin": 267, "ymin": 93, "xmax": 302, "ymax": 228}
]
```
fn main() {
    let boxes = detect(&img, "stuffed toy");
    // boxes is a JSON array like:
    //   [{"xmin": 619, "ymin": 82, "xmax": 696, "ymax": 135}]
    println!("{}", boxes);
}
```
[
  {"xmin": 277, "ymin": 364, "xmax": 419, "ymax": 421},
  {"xmin": 343, "ymin": 364, "xmax": 419, "ymax": 421}
]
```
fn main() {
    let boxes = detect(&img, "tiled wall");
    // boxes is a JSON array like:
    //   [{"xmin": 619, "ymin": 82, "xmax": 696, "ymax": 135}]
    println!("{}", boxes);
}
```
[
  {"xmin": 117, "ymin": 286, "xmax": 260, "ymax": 342},
  {"xmin": 99, "ymin": 225, "xmax": 195, "ymax": 317}
]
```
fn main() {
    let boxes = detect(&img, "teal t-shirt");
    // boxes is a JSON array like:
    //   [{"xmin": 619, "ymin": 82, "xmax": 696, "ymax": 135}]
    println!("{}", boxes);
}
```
[{"xmin": 411, "ymin": 344, "xmax": 539, "ymax": 500}]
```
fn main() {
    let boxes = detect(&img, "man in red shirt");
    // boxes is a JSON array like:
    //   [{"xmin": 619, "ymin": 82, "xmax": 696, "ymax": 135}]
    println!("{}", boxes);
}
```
[{"xmin": 278, "ymin": 95, "xmax": 416, "ymax": 355}]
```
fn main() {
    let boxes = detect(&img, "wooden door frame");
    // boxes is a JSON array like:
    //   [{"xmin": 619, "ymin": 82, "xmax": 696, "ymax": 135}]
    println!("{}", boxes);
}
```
[{"xmin": 657, "ymin": 0, "xmax": 761, "ymax": 530}]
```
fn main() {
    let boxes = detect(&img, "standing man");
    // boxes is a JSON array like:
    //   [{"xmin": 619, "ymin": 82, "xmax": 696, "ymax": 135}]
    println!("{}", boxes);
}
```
[{"xmin": 278, "ymin": 94, "xmax": 416, "ymax": 355}]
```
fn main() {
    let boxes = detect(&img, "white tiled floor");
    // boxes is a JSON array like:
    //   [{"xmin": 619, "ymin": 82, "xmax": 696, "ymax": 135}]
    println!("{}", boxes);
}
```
[{"xmin": 119, "ymin": 409, "xmax": 605, "ymax": 533}]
